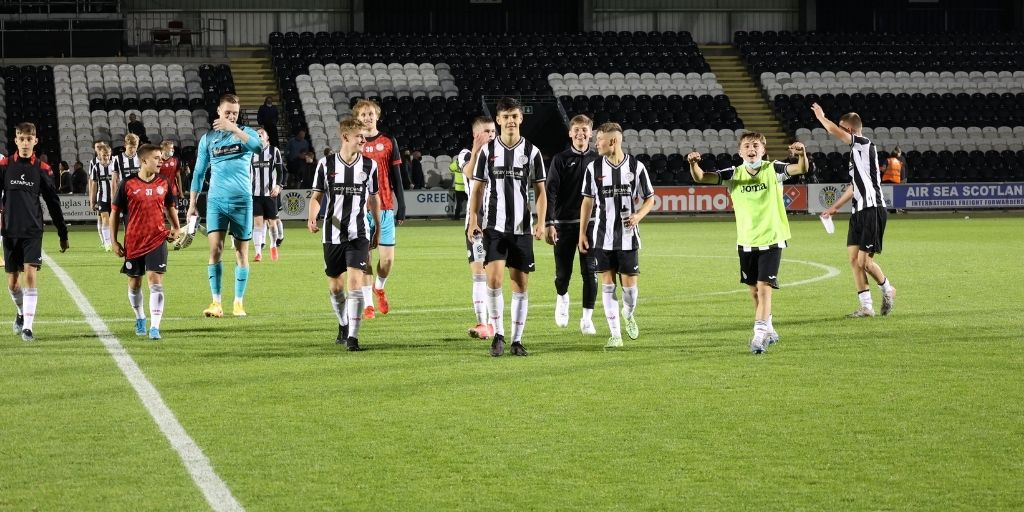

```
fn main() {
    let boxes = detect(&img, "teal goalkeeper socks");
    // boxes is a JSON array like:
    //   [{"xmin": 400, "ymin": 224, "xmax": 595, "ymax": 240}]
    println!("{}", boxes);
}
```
[
  {"xmin": 208, "ymin": 263, "xmax": 223, "ymax": 296},
  {"xmin": 235, "ymin": 266, "xmax": 249, "ymax": 299}
]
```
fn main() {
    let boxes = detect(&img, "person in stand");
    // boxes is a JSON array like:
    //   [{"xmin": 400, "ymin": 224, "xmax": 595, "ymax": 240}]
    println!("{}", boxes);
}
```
[{"xmin": 256, "ymin": 96, "xmax": 280, "ymax": 148}]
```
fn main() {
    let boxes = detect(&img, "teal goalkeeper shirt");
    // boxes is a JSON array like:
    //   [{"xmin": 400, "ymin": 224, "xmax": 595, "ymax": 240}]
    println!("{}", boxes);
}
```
[{"xmin": 191, "ymin": 126, "xmax": 262, "ymax": 204}]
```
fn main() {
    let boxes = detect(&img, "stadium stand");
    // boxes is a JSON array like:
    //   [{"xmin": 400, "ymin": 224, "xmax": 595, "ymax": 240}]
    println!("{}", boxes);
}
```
[
  {"xmin": 271, "ymin": 30, "xmax": 740, "ymax": 187},
  {"xmin": 739, "ymin": 31, "xmax": 1024, "ymax": 182},
  {"xmin": 51, "ymin": 62, "xmax": 235, "ymax": 165},
  {"xmin": 4, "ymin": 65, "xmax": 59, "ymax": 162}
]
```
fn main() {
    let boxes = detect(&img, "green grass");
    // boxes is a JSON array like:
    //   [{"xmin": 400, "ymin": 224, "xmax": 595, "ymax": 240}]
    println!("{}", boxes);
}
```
[{"xmin": 2, "ymin": 214, "xmax": 1023, "ymax": 511}]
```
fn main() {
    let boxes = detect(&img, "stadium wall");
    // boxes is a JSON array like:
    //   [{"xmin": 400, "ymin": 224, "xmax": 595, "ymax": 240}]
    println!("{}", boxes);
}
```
[
  {"xmin": 590, "ymin": 0, "xmax": 799, "ymax": 43},
  {"xmin": 41, "ymin": 184, "xmax": 1024, "ymax": 223}
]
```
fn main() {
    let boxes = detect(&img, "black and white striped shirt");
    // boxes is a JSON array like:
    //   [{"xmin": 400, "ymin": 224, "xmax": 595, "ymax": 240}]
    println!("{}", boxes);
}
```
[
  {"xmin": 114, "ymin": 153, "xmax": 140, "ymax": 180},
  {"xmin": 457, "ymin": 148, "xmax": 485, "ymax": 229},
  {"xmin": 472, "ymin": 137, "xmax": 546, "ymax": 235},
  {"xmin": 251, "ymin": 146, "xmax": 284, "ymax": 197},
  {"xmin": 313, "ymin": 153, "xmax": 378, "ymax": 244},
  {"xmin": 581, "ymin": 154, "xmax": 654, "ymax": 251},
  {"xmin": 848, "ymin": 135, "xmax": 886, "ymax": 212},
  {"xmin": 91, "ymin": 159, "xmax": 116, "ymax": 203}
]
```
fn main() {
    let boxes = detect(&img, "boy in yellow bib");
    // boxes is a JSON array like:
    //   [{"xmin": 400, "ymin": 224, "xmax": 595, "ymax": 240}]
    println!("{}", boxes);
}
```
[{"xmin": 688, "ymin": 133, "xmax": 807, "ymax": 354}]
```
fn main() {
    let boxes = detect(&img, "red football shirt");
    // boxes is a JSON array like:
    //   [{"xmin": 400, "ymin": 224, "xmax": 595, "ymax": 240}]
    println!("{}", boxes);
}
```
[
  {"xmin": 112, "ymin": 174, "xmax": 176, "ymax": 259},
  {"xmin": 361, "ymin": 133, "xmax": 402, "ymax": 211},
  {"xmin": 159, "ymin": 156, "xmax": 180, "ymax": 195}
]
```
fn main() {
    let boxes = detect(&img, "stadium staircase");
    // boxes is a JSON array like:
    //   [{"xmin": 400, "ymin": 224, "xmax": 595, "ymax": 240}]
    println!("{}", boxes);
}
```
[
  {"xmin": 702, "ymin": 45, "xmax": 791, "ymax": 159},
  {"xmin": 227, "ymin": 47, "xmax": 285, "ymax": 134}
]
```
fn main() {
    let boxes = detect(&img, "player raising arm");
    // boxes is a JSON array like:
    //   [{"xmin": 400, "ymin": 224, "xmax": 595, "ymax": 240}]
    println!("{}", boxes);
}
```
[
  {"xmin": 812, "ymin": 103, "xmax": 897, "ymax": 318},
  {"xmin": 689, "ymin": 133, "xmax": 807, "ymax": 354}
]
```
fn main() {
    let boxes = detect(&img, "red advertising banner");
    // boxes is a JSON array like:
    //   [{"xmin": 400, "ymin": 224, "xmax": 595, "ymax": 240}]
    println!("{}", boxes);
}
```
[{"xmin": 650, "ymin": 185, "xmax": 808, "ymax": 213}]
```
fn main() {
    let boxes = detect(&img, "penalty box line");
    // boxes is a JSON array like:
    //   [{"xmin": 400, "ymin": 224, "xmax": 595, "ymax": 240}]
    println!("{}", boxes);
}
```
[{"xmin": 43, "ymin": 252, "xmax": 245, "ymax": 512}]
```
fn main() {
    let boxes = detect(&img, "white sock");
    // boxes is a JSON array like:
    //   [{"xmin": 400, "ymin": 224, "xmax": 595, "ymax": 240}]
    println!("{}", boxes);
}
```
[
  {"xmin": 347, "ymin": 289, "xmax": 364, "ymax": 338},
  {"xmin": 362, "ymin": 285, "xmax": 373, "ymax": 307},
  {"xmin": 858, "ymin": 290, "xmax": 873, "ymax": 310},
  {"xmin": 253, "ymin": 226, "xmax": 265, "ymax": 256},
  {"xmin": 128, "ymin": 286, "xmax": 145, "ymax": 320},
  {"xmin": 582, "ymin": 308, "xmax": 594, "ymax": 322},
  {"xmin": 96, "ymin": 218, "xmax": 104, "ymax": 243},
  {"xmin": 276, "ymin": 222, "xmax": 284, "ymax": 240},
  {"xmin": 149, "ymin": 284, "xmax": 164, "ymax": 328},
  {"xmin": 329, "ymin": 290, "xmax": 347, "ymax": 326},
  {"xmin": 9, "ymin": 287, "xmax": 23, "ymax": 315},
  {"xmin": 558, "ymin": 293, "xmax": 569, "ymax": 306},
  {"xmin": 23, "ymin": 288, "xmax": 38, "ymax": 331},
  {"xmin": 510, "ymin": 291, "xmax": 528, "ymax": 342},
  {"xmin": 754, "ymin": 319, "xmax": 769, "ymax": 336},
  {"xmin": 267, "ymin": 223, "xmax": 278, "ymax": 248},
  {"xmin": 602, "ymin": 284, "xmax": 620, "ymax": 338},
  {"xmin": 374, "ymin": 276, "xmax": 388, "ymax": 290},
  {"xmin": 767, "ymin": 314, "xmax": 775, "ymax": 333},
  {"xmin": 879, "ymin": 278, "xmax": 894, "ymax": 294},
  {"xmin": 101, "ymin": 226, "xmax": 111, "ymax": 247},
  {"xmin": 472, "ymin": 274, "xmax": 487, "ymax": 325},
  {"xmin": 622, "ymin": 285, "xmax": 638, "ymax": 318},
  {"xmin": 487, "ymin": 287, "xmax": 504, "ymax": 336}
]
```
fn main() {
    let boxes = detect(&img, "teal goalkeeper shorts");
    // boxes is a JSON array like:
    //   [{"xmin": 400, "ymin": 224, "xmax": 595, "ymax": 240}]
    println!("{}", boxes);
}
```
[
  {"xmin": 366, "ymin": 210, "xmax": 396, "ymax": 246},
  {"xmin": 207, "ymin": 199, "xmax": 254, "ymax": 241}
]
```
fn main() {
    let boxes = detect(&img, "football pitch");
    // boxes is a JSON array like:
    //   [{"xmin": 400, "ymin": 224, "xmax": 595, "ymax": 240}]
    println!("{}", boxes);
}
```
[{"xmin": 1, "ymin": 214, "xmax": 1022, "ymax": 511}]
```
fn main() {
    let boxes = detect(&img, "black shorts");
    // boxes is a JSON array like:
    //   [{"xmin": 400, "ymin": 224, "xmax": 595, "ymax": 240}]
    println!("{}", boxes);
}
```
[
  {"xmin": 848, "ymin": 206, "xmax": 887, "ymax": 254},
  {"xmin": 3, "ymin": 237, "xmax": 43, "ymax": 272},
  {"xmin": 592, "ymin": 248, "xmax": 639, "ymax": 275},
  {"xmin": 323, "ymin": 239, "xmax": 370, "ymax": 278},
  {"xmin": 96, "ymin": 201, "xmax": 111, "ymax": 214},
  {"xmin": 483, "ymin": 229, "xmax": 535, "ymax": 273},
  {"xmin": 253, "ymin": 196, "xmax": 279, "ymax": 220},
  {"xmin": 121, "ymin": 242, "xmax": 168, "ymax": 277},
  {"xmin": 276, "ymin": 194, "xmax": 283, "ymax": 212},
  {"xmin": 738, "ymin": 246, "xmax": 782, "ymax": 289}
]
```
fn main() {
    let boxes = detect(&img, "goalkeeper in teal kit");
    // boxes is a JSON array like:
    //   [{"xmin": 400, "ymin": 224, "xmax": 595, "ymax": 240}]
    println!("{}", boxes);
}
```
[{"xmin": 185, "ymin": 94, "xmax": 262, "ymax": 318}]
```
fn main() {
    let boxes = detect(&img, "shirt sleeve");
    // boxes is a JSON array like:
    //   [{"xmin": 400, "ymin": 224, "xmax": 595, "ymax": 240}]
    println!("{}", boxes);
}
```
[
  {"xmin": 773, "ymin": 161, "xmax": 790, "ymax": 181},
  {"xmin": 242, "ymin": 127, "xmax": 263, "ymax": 153},
  {"xmin": 472, "ymin": 145, "xmax": 489, "ymax": 182},
  {"xmin": 712, "ymin": 166, "xmax": 735, "ymax": 185},
  {"xmin": 545, "ymin": 154, "xmax": 562, "ymax": 224},
  {"xmin": 531, "ymin": 146, "xmax": 546, "ymax": 183},
  {"xmin": 389, "ymin": 137, "xmax": 403, "ymax": 167},
  {"xmin": 581, "ymin": 161, "xmax": 596, "ymax": 198},
  {"xmin": 273, "ymin": 148, "xmax": 286, "ymax": 186},
  {"xmin": 112, "ymin": 178, "xmax": 128, "ymax": 212},
  {"xmin": 634, "ymin": 162, "xmax": 654, "ymax": 200},
  {"xmin": 191, "ymin": 132, "xmax": 211, "ymax": 194},
  {"xmin": 367, "ymin": 161, "xmax": 379, "ymax": 196},
  {"xmin": 311, "ymin": 158, "xmax": 328, "ymax": 192}
]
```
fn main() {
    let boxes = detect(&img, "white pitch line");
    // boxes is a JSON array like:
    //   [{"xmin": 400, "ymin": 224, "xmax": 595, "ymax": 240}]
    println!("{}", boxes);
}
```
[{"xmin": 43, "ymin": 253, "xmax": 245, "ymax": 512}]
